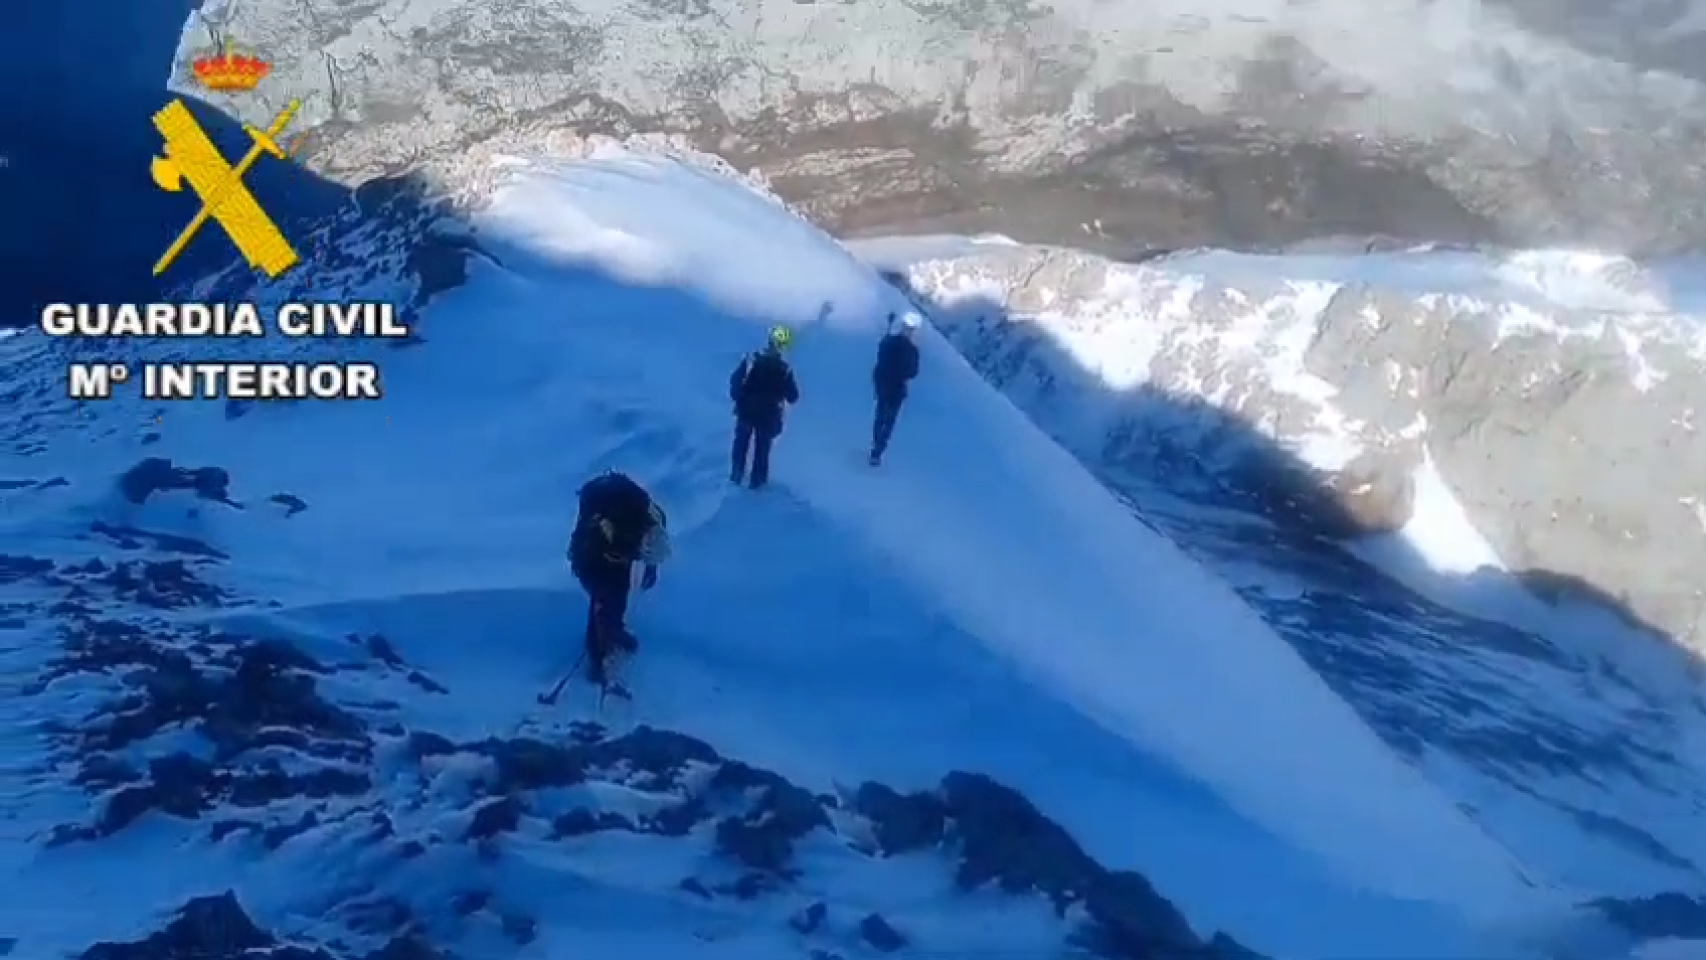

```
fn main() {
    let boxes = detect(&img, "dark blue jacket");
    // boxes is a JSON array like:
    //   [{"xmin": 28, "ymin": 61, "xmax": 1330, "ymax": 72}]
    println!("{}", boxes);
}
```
[
  {"xmin": 872, "ymin": 333, "xmax": 920, "ymax": 400},
  {"xmin": 730, "ymin": 348, "xmax": 799, "ymax": 432}
]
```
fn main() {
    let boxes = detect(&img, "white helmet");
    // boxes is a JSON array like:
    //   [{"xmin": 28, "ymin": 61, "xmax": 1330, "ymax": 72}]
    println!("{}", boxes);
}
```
[{"xmin": 899, "ymin": 312, "xmax": 923, "ymax": 331}]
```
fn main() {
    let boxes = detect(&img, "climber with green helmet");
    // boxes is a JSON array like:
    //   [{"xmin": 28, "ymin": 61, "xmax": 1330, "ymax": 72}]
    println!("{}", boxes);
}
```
[{"xmin": 727, "ymin": 324, "xmax": 800, "ymax": 489}]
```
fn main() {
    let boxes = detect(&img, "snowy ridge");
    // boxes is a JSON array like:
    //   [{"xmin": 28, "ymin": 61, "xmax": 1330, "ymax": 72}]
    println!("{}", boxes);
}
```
[
  {"xmin": 471, "ymin": 153, "xmax": 1533, "ymax": 910},
  {"xmin": 431, "ymin": 129, "xmax": 794, "ymax": 217},
  {"xmin": 0, "ymin": 143, "xmax": 1595, "ymax": 960}
]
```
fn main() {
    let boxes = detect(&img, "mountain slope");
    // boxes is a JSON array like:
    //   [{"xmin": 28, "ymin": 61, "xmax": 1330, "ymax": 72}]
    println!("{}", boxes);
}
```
[
  {"xmin": 858, "ymin": 237, "xmax": 1706, "ymax": 898},
  {"xmin": 1, "ymin": 146, "xmax": 1557, "ymax": 959},
  {"xmin": 860, "ymin": 241, "xmax": 1706, "ymax": 654},
  {"xmin": 180, "ymin": 0, "xmax": 1706, "ymax": 258},
  {"xmin": 470, "ymin": 153, "xmax": 1534, "ymax": 911}
]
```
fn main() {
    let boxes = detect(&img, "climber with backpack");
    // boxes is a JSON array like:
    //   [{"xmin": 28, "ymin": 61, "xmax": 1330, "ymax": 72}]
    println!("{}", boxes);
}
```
[
  {"xmin": 566, "ymin": 471, "xmax": 670, "ymax": 687},
  {"xmin": 869, "ymin": 312, "xmax": 922, "ymax": 466},
  {"xmin": 728, "ymin": 325, "xmax": 800, "ymax": 489}
]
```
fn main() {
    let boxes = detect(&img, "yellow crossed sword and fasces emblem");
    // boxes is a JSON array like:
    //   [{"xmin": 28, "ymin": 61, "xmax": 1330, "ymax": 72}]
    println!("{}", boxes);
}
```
[{"xmin": 149, "ymin": 98, "xmax": 303, "ymax": 279}]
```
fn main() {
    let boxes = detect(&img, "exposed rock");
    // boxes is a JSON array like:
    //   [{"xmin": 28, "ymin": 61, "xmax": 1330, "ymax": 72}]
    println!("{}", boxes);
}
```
[
  {"xmin": 42, "ymin": 624, "xmax": 376, "ymax": 843},
  {"xmin": 0, "ymin": 554, "xmax": 54, "ymax": 584},
  {"xmin": 859, "ymin": 913, "xmax": 908, "ymax": 952},
  {"xmin": 449, "ymin": 890, "xmax": 490, "ymax": 916},
  {"xmin": 709, "ymin": 761, "xmax": 831, "ymax": 874},
  {"xmin": 498, "ymin": 912, "xmax": 535, "ymax": 945},
  {"xmin": 179, "ymin": 0, "xmax": 1706, "ymax": 258},
  {"xmin": 464, "ymin": 796, "xmax": 523, "ymax": 841},
  {"xmin": 791, "ymin": 901, "xmax": 829, "ymax": 935},
  {"xmin": 361, "ymin": 935, "xmax": 449, "ymax": 960},
  {"xmin": 1207, "ymin": 931, "xmax": 1272, "ymax": 959},
  {"xmin": 89, "ymin": 521, "xmax": 227, "ymax": 560},
  {"xmin": 941, "ymin": 770, "xmax": 1112, "ymax": 906},
  {"xmin": 1307, "ymin": 283, "xmax": 1706, "ymax": 650},
  {"xmin": 848, "ymin": 771, "xmax": 1261, "ymax": 959},
  {"xmin": 849, "ymin": 781, "xmax": 948, "ymax": 855},
  {"xmin": 904, "ymin": 246, "xmax": 1706, "ymax": 652},
  {"xmin": 78, "ymin": 891, "xmax": 334, "ymax": 960},
  {"xmin": 173, "ymin": 174, "xmax": 476, "ymax": 349},
  {"xmin": 906, "ymin": 256, "xmax": 1424, "ymax": 543},
  {"xmin": 1593, "ymin": 892, "xmax": 1706, "ymax": 941},
  {"xmin": 1319, "ymin": 450, "xmax": 1416, "ymax": 536},
  {"xmin": 84, "ymin": 559, "xmax": 228, "ymax": 609},
  {"xmin": 44, "ymin": 652, "xmax": 1269, "ymax": 960},
  {"xmin": 270, "ymin": 493, "xmax": 309, "ymax": 517},
  {"xmin": 555, "ymin": 805, "xmax": 629, "ymax": 839},
  {"xmin": 404, "ymin": 731, "xmax": 456, "ymax": 761},
  {"xmin": 118, "ymin": 458, "xmax": 237, "ymax": 508}
]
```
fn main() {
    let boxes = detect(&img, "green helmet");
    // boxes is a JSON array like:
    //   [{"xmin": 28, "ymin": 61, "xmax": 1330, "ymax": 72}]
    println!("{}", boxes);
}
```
[{"xmin": 768, "ymin": 325, "xmax": 793, "ymax": 350}]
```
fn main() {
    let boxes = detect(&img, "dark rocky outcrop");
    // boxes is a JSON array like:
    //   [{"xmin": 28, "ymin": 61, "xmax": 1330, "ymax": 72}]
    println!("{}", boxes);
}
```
[
  {"xmin": 118, "ymin": 458, "xmax": 238, "ymax": 508},
  {"xmin": 57, "ymin": 711, "xmax": 1268, "ymax": 959},
  {"xmin": 186, "ymin": 0, "xmax": 1706, "ymax": 258},
  {"xmin": 1593, "ymin": 892, "xmax": 1706, "ymax": 942},
  {"xmin": 77, "ymin": 890, "xmax": 439, "ymax": 960},
  {"xmin": 850, "ymin": 771, "xmax": 1263, "ymax": 960},
  {"xmin": 270, "ymin": 493, "xmax": 309, "ymax": 517},
  {"xmin": 79, "ymin": 892, "xmax": 301, "ymax": 960}
]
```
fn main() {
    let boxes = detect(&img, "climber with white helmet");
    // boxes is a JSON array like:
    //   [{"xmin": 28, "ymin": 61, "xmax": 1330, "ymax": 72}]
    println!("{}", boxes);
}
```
[
  {"xmin": 868, "ymin": 312, "xmax": 922, "ymax": 466},
  {"xmin": 728, "ymin": 324, "xmax": 800, "ymax": 489}
]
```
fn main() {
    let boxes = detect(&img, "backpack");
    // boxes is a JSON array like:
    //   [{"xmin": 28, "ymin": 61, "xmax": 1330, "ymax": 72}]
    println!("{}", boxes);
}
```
[
  {"xmin": 580, "ymin": 472, "xmax": 651, "ymax": 524},
  {"xmin": 578, "ymin": 473, "xmax": 656, "ymax": 554}
]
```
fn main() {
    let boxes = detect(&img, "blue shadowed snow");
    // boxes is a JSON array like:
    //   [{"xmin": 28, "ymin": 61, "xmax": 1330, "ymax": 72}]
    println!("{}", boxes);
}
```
[{"xmin": 0, "ymin": 147, "xmax": 1576, "ymax": 958}]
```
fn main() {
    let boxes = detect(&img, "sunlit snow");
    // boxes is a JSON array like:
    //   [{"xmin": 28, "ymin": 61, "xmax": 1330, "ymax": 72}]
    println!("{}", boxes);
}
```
[{"xmin": 6, "ymin": 145, "xmax": 1694, "ymax": 959}]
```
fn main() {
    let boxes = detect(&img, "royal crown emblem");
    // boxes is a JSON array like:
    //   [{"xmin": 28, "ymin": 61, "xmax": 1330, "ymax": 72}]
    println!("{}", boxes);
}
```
[{"xmin": 190, "ymin": 39, "xmax": 270, "ymax": 93}]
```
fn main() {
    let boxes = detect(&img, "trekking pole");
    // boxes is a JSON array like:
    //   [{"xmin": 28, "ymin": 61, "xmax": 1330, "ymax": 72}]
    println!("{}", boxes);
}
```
[{"xmin": 537, "ymin": 649, "xmax": 586, "ymax": 705}]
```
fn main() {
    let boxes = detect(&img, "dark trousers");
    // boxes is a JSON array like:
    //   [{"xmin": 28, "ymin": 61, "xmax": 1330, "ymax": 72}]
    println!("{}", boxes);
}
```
[
  {"xmin": 731, "ymin": 417, "xmax": 778, "ymax": 486},
  {"xmin": 573, "ymin": 559, "xmax": 632, "ymax": 671},
  {"xmin": 872, "ymin": 394, "xmax": 905, "ymax": 457}
]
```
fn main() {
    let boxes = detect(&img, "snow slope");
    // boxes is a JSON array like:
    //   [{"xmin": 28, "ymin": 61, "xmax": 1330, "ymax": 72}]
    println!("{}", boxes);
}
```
[
  {"xmin": 468, "ymin": 152, "xmax": 1534, "ymax": 906},
  {"xmin": 860, "ymin": 238, "xmax": 1706, "ymax": 672},
  {"xmin": 0, "ymin": 145, "xmax": 1559, "ymax": 958},
  {"xmin": 858, "ymin": 236, "xmax": 1706, "ymax": 899}
]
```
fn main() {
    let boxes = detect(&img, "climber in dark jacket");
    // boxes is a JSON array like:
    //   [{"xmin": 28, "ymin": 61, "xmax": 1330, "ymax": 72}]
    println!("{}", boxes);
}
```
[
  {"xmin": 868, "ymin": 312, "xmax": 922, "ymax": 466},
  {"xmin": 728, "ymin": 325, "xmax": 800, "ymax": 489},
  {"xmin": 568, "ymin": 471, "xmax": 670, "ymax": 684}
]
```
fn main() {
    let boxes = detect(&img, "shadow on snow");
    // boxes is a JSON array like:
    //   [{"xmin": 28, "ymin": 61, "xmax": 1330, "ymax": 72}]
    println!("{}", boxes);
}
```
[
  {"xmin": 5, "ymin": 1, "xmax": 1703, "ymax": 945},
  {"xmin": 878, "ymin": 267, "xmax": 1706, "ymax": 897}
]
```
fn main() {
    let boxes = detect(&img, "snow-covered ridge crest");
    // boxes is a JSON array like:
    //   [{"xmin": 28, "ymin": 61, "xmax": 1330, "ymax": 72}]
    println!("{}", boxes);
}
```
[
  {"xmin": 470, "ymin": 150, "xmax": 1542, "ymax": 913},
  {"xmin": 882, "ymin": 242, "xmax": 1706, "ymax": 654},
  {"xmin": 428, "ymin": 127, "xmax": 791, "ymax": 215},
  {"xmin": 6, "ymin": 144, "xmax": 1562, "ymax": 959}
]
